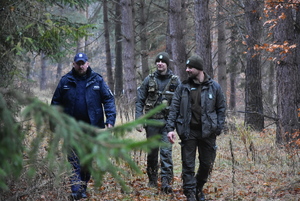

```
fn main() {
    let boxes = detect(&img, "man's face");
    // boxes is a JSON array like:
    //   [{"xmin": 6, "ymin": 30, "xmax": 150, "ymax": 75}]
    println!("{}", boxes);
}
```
[
  {"xmin": 186, "ymin": 66, "xmax": 200, "ymax": 78},
  {"xmin": 73, "ymin": 60, "xmax": 89, "ymax": 76},
  {"xmin": 156, "ymin": 60, "xmax": 168, "ymax": 73}
]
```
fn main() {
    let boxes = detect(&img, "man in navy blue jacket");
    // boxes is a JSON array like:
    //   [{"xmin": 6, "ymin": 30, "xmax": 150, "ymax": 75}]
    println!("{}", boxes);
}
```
[{"xmin": 51, "ymin": 52, "xmax": 116, "ymax": 200}]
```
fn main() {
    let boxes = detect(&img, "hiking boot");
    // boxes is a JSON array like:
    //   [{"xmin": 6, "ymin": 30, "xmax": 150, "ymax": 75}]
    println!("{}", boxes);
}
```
[
  {"xmin": 161, "ymin": 177, "xmax": 172, "ymax": 194},
  {"xmin": 186, "ymin": 191, "xmax": 196, "ymax": 201},
  {"xmin": 70, "ymin": 192, "xmax": 82, "ymax": 200},
  {"xmin": 81, "ymin": 192, "xmax": 87, "ymax": 198},
  {"xmin": 148, "ymin": 180, "xmax": 158, "ymax": 188},
  {"xmin": 196, "ymin": 189, "xmax": 205, "ymax": 201}
]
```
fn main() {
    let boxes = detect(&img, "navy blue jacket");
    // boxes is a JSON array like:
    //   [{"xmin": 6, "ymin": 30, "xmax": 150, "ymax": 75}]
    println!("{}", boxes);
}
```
[{"xmin": 51, "ymin": 67, "xmax": 116, "ymax": 128}]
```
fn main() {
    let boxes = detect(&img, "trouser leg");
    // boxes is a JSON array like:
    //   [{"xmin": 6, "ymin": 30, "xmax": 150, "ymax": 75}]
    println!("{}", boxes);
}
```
[
  {"xmin": 160, "ymin": 131, "xmax": 173, "ymax": 180},
  {"xmin": 145, "ymin": 126, "xmax": 161, "ymax": 186},
  {"xmin": 68, "ymin": 150, "xmax": 91, "ymax": 194},
  {"xmin": 195, "ymin": 136, "xmax": 217, "ymax": 187},
  {"xmin": 68, "ymin": 150, "xmax": 82, "ymax": 193},
  {"xmin": 80, "ymin": 166, "xmax": 91, "ymax": 193},
  {"xmin": 181, "ymin": 139, "xmax": 197, "ymax": 196},
  {"xmin": 160, "ymin": 131, "xmax": 173, "ymax": 193}
]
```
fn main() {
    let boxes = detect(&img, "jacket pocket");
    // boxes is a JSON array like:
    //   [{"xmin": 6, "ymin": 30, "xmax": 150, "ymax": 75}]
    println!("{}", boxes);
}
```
[
  {"xmin": 208, "ymin": 112, "xmax": 218, "ymax": 133},
  {"xmin": 175, "ymin": 118, "xmax": 187, "ymax": 140}
]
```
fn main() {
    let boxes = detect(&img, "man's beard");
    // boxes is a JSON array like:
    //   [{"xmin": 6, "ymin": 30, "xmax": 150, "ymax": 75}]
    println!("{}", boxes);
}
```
[{"xmin": 188, "ymin": 72, "xmax": 196, "ymax": 79}]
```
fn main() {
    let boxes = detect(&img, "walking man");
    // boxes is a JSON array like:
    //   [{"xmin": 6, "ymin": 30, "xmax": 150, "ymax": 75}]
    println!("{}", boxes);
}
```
[
  {"xmin": 166, "ymin": 55, "xmax": 226, "ymax": 201},
  {"xmin": 51, "ymin": 52, "xmax": 116, "ymax": 200},
  {"xmin": 135, "ymin": 52, "xmax": 180, "ymax": 193}
]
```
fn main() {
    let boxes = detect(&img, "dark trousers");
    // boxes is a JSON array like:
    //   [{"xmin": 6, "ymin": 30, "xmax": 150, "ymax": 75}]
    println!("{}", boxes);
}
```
[
  {"xmin": 181, "ymin": 134, "xmax": 217, "ymax": 195},
  {"xmin": 68, "ymin": 150, "xmax": 91, "ymax": 193},
  {"xmin": 145, "ymin": 121, "xmax": 173, "ymax": 181}
]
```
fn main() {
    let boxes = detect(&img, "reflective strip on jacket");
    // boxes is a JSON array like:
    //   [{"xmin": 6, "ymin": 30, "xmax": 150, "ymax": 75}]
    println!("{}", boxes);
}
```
[{"xmin": 51, "ymin": 67, "xmax": 116, "ymax": 128}]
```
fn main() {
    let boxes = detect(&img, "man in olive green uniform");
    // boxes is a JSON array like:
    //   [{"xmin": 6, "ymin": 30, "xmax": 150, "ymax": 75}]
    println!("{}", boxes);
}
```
[
  {"xmin": 167, "ymin": 55, "xmax": 226, "ymax": 201},
  {"xmin": 135, "ymin": 52, "xmax": 180, "ymax": 194}
]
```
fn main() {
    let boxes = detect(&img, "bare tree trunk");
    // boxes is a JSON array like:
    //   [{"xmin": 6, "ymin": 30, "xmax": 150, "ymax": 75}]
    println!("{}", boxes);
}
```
[
  {"xmin": 26, "ymin": 53, "xmax": 36, "ymax": 81},
  {"xmin": 274, "ymin": 2, "xmax": 299, "ymax": 144},
  {"xmin": 217, "ymin": 0, "xmax": 227, "ymax": 98},
  {"xmin": 56, "ymin": 62, "xmax": 62, "ymax": 83},
  {"xmin": 139, "ymin": 0, "xmax": 149, "ymax": 80},
  {"xmin": 266, "ymin": 61, "xmax": 275, "ymax": 107},
  {"xmin": 40, "ymin": 52, "xmax": 47, "ymax": 91},
  {"xmin": 228, "ymin": 26, "xmax": 238, "ymax": 113},
  {"xmin": 169, "ymin": 0, "xmax": 187, "ymax": 80},
  {"xmin": 194, "ymin": 0, "xmax": 213, "ymax": 76},
  {"xmin": 76, "ymin": 8, "xmax": 87, "ymax": 53},
  {"xmin": 121, "ymin": 0, "xmax": 137, "ymax": 105},
  {"xmin": 244, "ymin": 0, "xmax": 264, "ymax": 130},
  {"xmin": 296, "ymin": 4, "xmax": 300, "ymax": 123},
  {"xmin": 103, "ymin": 0, "xmax": 115, "ymax": 93},
  {"xmin": 166, "ymin": 17, "xmax": 173, "ymax": 70},
  {"xmin": 114, "ymin": 0, "xmax": 123, "ymax": 98}
]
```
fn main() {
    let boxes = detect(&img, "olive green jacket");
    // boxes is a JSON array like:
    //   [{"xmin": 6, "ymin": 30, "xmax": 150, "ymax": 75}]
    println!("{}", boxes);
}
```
[{"xmin": 166, "ymin": 73, "xmax": 226, "ymax": 140}]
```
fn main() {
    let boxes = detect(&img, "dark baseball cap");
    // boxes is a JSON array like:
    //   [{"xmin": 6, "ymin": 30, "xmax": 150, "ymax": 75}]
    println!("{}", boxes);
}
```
[{"xmin": 74, "ymin": 53, "xmax": 88, "ymax": 63}]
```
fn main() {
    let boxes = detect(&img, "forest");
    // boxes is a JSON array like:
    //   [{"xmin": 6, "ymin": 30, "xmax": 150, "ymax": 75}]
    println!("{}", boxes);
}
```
[{"xmin": 0, "ymin": 0, "xmax": 299, "ymax": 200}]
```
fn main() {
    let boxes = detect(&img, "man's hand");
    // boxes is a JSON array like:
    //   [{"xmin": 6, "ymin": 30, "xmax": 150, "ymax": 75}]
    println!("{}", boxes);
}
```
[
  {"xmin": 107, "ymin": 124, "xmax": 113, "ymax": 128},
  {"xmin": 136, "ymin": 125, "xmax": 143, "ymax": 132},
  {"xmin": 167, "ymin": 131, "xmax": 176, "ymax": 144}
]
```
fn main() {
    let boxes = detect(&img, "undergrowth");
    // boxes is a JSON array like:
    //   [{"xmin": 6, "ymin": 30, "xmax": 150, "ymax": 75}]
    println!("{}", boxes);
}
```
[{"xmin": 1, "ymin": 117, "xmax": 299, "ymax": 201}]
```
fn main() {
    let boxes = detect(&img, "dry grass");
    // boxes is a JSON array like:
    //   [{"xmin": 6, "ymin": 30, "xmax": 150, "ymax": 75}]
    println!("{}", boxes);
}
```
[{"xmin": 91, "ymin": 122, "xmax": 300, "ymax": 201}]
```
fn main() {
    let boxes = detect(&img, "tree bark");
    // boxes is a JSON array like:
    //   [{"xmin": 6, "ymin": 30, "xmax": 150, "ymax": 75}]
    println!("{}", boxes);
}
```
[
  {"xmin": 139, "ymin": 0, "xmax": 149, "ymax": 80},
  {"xmin": 296, "ymin": 4, "xmax": 300, "ymax": 124},
  {"xmin": 217, "ymin": 0, "xmax": 227, "ymax": 99},
  {"xmin": 114, "ymin": 0, "xmax": 123, "ymax": 98},
  {"xmin": 103, "ymin": 0, "xmax": 115, "ymax": 93},
  {"xmin": 121, "ymin": 0, "xmax": 137, "ymax": 105},
  {"xmin": 274, "ymin": 2, "xmax": 299, "ymax": 144},
  {"xmin": 244, "ymin": 0, "xmax": 264, "ymax": 130},
  {"xmin": 228, "ymin": 26, "xmax": 238, "ymax": 112},
  {"xmin": 169, "ymin": 0, "xmax": 187, "ymax": 81},
  {"xmin": 194, "ymin": 0, "xmax": 213, "ymax": 76},
  {"xmin": 40, "ymin": 52, "xmax": 47, "ymax": 91}
]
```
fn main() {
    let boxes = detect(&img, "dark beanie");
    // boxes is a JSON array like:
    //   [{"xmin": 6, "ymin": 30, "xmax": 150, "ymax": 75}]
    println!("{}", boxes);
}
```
[
  {"xmin": 155, "ymin": 52, "xmax": 170, "ymax": 66},
  {"xmin": 186, "ymin": 55, "xmax": 203, "ymax": 71}
]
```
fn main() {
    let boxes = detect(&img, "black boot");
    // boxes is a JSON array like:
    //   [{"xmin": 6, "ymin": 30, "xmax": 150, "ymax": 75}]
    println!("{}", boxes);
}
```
[
  {"xmin": 161, "ymin": 177, "xmax": 172, "ymax": 194},
  {"xmin": 147, "ymin": 167, "xmax": 158, "ymax": 188},
  {"xmin": 148, "ymin": 179, "xmax": 158, "ymax": 188},
  {"xmin": 196, "ymin": 182, "xmax": 205, "ymax": 201},
  {"xmin": 196, "ymin": 189, "xmax": 205, "ymax": 201},
  {"xmin": 186, "ymin": 191, "xmax": 196, "ymax": 201}
]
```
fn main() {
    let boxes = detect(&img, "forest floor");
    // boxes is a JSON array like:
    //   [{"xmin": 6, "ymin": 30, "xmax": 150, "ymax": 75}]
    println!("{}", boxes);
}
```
[
  {"xmin": 3, "ymin": 121, "xmax": 300, "ymax": 201},
  {"xmin": 83, "ymin": 125, "xmax": 300, "ymax": 201},
  {"xmin": 2, "ymin": 89, "xmax": 300, "ymax": 200}
]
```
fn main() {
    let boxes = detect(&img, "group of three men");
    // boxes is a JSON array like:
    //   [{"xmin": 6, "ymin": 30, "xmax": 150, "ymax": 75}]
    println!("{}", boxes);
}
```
[{"xmin": 51, "ymin": 52, "xmax": 226, "ymax": 201}]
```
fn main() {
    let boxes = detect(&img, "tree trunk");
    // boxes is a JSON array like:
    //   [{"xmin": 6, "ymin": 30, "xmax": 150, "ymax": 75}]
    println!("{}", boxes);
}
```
[
  {"xmin": 228, "ymin": 26, "xmax": 238, "ymax": 112},
  {"xmin": 40, "ymin": 52, "xmax": 47, "ymax": 91},
  {"xmin": 296, "ymin": 4, "xmax": 300, "ymax": 124},
  {"xmin": 169, "ymin": 0, "xmax": 187, "ymax": 81},
  {"xmin": 166, "ymin": 0, "xmax": 172, "ymax": 69},
  {"xmin": 121, "ymin": 0, "xmax": 137, "ymax": 105},
  {"xmin": 244, "ymin": 0, "xmax": 264, "ymax": 130},
  {"xmin": 139, "ymin": 0, "xmax": 149, "ymax": 80},
  {"xmin": 103, "ymin": 0, "xmax": 115, "ymax": 93},
  {"xmin": 274, "ymin": 2, "xmax": 299, "ymax": 144},
  {"xmin": 217, "ymin": 0, "xmax": 227, "ymax": 99},
  {"xmin": 56, "ymin": 62, "xmax": 62, "ymax": 83},
  {"xmin": 266, "ymin": 61, "xmax": 275, "ymax": 108},
  {"xmin": 114, "ymin": 0, "xmax": 123, "ymax": 98},
  {"xmin": 194, "ymin": 0, "xmax": 213, "ymax": 76}
]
